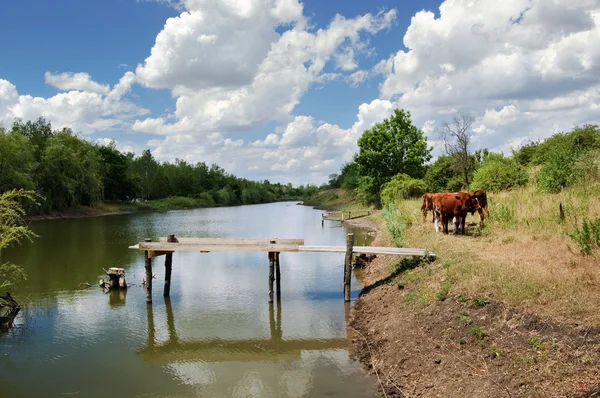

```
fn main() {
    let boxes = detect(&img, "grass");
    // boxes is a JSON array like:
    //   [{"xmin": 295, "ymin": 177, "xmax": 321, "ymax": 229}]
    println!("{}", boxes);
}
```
[
  {"xmin": 302, "ymin": 188, "xmax": 368, "ymax": 211},
  {"xmin": 382, "ymin": 182, "xmax": 600, "ymax": 327}
]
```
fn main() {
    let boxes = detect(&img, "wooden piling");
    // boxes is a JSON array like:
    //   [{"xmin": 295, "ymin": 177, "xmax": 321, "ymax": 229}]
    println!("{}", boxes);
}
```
[
  {"xmin": 144, "ymin": 238, "xmax": 153, "ymax": 303},
  {"xmin": 163, "ymin": 234, "xmax": 175, "ymax": 297},
  {"xmin": 268, "ymin": 251, "xmax": 275, "ymax": 303},
  {"xmin": 344, "ymin": 233, "xmax": 354, "ymax": 302},
  {"xmin": 275, "ymin": 251, "xmax": 281, "ymax": 301}
]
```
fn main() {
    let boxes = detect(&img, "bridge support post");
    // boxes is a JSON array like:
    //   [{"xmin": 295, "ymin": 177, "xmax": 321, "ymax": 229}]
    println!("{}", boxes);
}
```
[
  {"xmin": 163, "ymin": 234, "xmax": 176, "ymax": 297},
  {"xmin": 344, "ymin": 233, "xmax": 354, "ymax": 302},
  {"xmin": 144, "ymin": 238, "xmax": 153, "ymax": 304},
  {"xmin": 275, "ymin": 252, "xmax": 281, "ymax": 301},
  {"xmin": 268, "ymin": 251, "xmax": 275, "ymax": 303}
]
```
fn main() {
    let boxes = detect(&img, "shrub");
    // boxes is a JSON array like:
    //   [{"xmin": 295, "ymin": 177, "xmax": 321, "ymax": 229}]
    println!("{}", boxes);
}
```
[
  {"xmin": 568, "ymin": 217, "xmax": 600, "ymax": 255},
  {"xmin": 471, "ymin": 156, "xmax": 529, "ymax": 192},
  {"xmin": 382, "ymin": 202, "xmax": 411, "ymax": 247},
  {"xmin": 380, "ymin": 174, "xmax": 427, "ymax": 207},
  {"xmin": 535, "ymin": 148, "xmax": 578, "ymax": 193}
]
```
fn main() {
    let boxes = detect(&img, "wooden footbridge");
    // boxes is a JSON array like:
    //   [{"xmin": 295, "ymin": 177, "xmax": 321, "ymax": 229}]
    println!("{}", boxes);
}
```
[{"xmin": 129, "ymin": 234, "xmax": 434, "ymax": 304}]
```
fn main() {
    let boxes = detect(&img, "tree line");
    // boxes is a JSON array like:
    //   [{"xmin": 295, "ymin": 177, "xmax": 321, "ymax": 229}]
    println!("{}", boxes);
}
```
[
  {"xmin": 325, "ymin": 109, "xmax": 600, "ymax": 207},
  {"xmin": 0, "ymin": 117, "xmax": 319, "ymax": 213}
]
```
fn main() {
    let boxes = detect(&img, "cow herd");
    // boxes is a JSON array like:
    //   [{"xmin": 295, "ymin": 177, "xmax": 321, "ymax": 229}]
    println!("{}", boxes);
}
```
[{"xmin": 420, "ymin": 190, "xmax": 490, "ymax": 235}]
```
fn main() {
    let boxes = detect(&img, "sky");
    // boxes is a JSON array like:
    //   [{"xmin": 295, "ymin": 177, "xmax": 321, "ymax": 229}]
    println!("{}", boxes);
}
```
[{"xmin": 0, "ymin": 0, "xmax": 599, "ymax": 186}]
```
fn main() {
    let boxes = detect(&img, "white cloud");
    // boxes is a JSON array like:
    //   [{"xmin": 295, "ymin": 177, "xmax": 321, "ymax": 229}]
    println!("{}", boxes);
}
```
[
  {"xmin": 345, "ymin": 70, "xmax": 369, "ymax": 88},
  {"xmin": 0, "ymin": 73, "xmax": 149, "ymax": 134},
  {"xmin": 373, "ymin": 0, "xmax": 600, "ymax": 156},
  {"xmin": 132, "ymin": 0, "xmax": 397, "ymax": 134},
  {"xmin": 45, "ymin": 72, "xmax": 110, "ymax": 94}
]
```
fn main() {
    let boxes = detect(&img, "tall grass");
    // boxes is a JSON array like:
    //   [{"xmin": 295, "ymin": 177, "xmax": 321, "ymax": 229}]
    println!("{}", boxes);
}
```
[{"xmin": 390, "ymin": 182, "xmax": 600, "ymax": 326}]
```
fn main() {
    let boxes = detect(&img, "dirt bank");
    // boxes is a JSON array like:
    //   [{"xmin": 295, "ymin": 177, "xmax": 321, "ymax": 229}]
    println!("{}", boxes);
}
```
[
  {"xmin": 346, "ymin": 215, "xmax": 600, "ymax": 398},
  {"xmin": 24, "ymin": 207, "xmax": 135, "ymax": 222}
]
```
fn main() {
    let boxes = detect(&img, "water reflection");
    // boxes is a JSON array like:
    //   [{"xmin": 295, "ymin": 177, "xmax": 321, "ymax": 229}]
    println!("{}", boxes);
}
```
[
  {"xmin": 142, "ymin": 297, "xmax": 349, "ymax": 364},
  {"xmin": 1, "ymin": 203, "xmax": 377, "ymax": 397}
]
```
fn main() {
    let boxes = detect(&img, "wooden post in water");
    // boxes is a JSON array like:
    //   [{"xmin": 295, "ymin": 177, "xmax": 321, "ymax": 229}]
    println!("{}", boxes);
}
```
[
  {"xmin": 275, "ymin": 251, "xmax": 281, "ymax": 301},
  {"xmin": 144, "ymin": 238, "xmax": 153, "ymax": 303},
  {"xmin": 268, "ymin": 241, "xmax": 275, "ymax": 303},
  {"xmin": 321, "ymin": 213, "xmax": 324, "ymax": 228},
  {"xmin": 344, "ymin": 233, "xmax": 354, "ymax": 302},
  {"xmin": 163, "ymin": 234, "xmax": 176, "ymax": 297}
]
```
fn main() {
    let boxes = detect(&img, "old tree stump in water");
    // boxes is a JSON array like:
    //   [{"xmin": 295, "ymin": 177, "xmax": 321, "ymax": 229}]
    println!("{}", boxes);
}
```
[{"xmin": 107, "ymin": 268, "xmax": 127, "ymax": 289}]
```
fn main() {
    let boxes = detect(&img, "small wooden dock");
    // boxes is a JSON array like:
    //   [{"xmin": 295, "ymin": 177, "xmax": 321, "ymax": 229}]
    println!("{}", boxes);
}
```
[
  {"xmin": 129, "ymin": 234, "xmax": 434, "ymax": 304},
  {"xmin": 321, "ymin": 210, "xmax": 372, "ymax": 225}
]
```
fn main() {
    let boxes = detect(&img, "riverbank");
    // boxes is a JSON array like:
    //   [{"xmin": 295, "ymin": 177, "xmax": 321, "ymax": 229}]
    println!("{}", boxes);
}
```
[
  {"xmin": 24, "ymin": 196, "xmax": 303, "ymax": 222},
  {"xmin": 329, "ymin": 196, "xmax": 600, "ymax": 397}
]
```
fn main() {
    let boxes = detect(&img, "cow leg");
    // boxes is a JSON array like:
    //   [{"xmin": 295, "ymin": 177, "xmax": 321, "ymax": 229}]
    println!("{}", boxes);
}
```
[
  {"xmin": 461, "ymin": 213, "xmax": 467, "ymax": 234},
  {"xmin": 442, "ymin": 214, "xmax": 449, "ymax": 234},
  {"xmin": 434, "ymin": 212, "xmax": 439, "ymax": 232},
  {"xmin": 477, "ymin": 207, "xmax": 484, "ymax": 225},
  {"xmin": 453, "ymin": 216, "xmax": 460, "ymax": 234}
]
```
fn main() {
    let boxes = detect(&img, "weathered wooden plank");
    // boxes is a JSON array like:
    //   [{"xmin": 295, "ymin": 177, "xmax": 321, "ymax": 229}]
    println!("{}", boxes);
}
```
[
  {"xmin": 157, "ymin": 237, "xmax": 305, "ymax": 245},
  {"xmin": 298, "ymin": 245, "xmax": 434, "ymax": 256},
  {"xmin": 138, "ymin": 242, "xmax": 301, "ymax": 253}
]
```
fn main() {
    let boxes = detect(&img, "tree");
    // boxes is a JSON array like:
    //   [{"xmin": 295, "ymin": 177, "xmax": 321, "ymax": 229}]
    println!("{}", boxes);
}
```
[
  {"xmin": 0, "ymin": 128, "xmax": 37, "ymax": 192},
  {"xmin": 437, "ymin": 112, "xmax": 476, "ymax": 189},
  {"xmin": 354, "ymin": 109, "xmax": 432, "ymax": 206},
  {"xmin": 0, "ymin": 189, "xmax": 39, "ymax": 325},
  {"xmin": 471, "ymin": 155, "xmax": 529, "ymax": 192},
  {"xmin": 424, "ymin": 155, "xmax": 458, "ymax": 192}
]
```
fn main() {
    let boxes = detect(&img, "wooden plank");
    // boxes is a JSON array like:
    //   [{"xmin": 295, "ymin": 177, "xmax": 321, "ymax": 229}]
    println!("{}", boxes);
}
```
[
  {"xmin": 138, "ymin": 242, "xmax": 301, "ymax": 253},
  {"xmin": 157, "ymin": 237, "xmax": 304, "ymax": 245},
  {"xmin": 298, "ymin": 245, "xmax": 434, "ymax": 256}
]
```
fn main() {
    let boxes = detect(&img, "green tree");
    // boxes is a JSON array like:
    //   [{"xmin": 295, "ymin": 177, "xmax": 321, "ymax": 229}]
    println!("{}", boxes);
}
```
[
  {"xmin": 354, "ymin": 109, "xmax": 432, "ymax": 205},
  {"xmin": 0, "ymin": 128, "xmax": 37, "ymax": 192},
  {"xmin": 471, "ymin": 155, "xmax": 529, "ymax": 192},
  {"xmin": 39, "ymin": 128, "xmax": 103, "ymax": 209},
  {"xmin": 423, "ymin": 155, "xmax": 457, "ymax": 192},
  {"xmin": 97, "ymin": 142, "xmax": 136, "ymax": 201},
  {"xmin": 0, "ymin": 189, "xmax": 39, "ymax": 292},
  {"xmin": 380, "ymin": 174, "xmax": 428, "ymax": 207}
]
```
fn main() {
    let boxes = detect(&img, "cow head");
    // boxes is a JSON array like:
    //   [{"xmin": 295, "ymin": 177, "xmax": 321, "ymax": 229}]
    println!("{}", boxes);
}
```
[{"xmin": 455, "ymin": 193, "xmax": 477, "ymax": 213}]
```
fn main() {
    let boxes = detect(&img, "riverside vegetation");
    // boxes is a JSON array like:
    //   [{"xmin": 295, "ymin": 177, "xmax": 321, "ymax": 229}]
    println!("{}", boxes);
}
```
[
  {"xmin": 0, "ymin": 117, "xmax": 320, "ymax": 217},
  {"xmin": 307, "ymin": 109, "xmax": 600, "ymax": 396}
]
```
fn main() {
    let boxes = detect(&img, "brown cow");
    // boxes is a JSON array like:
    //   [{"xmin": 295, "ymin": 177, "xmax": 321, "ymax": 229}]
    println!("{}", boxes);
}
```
[
  {"xmin": 469, "ymin": 189, "xmax": 490, "ymax": 225},
  {"xmin": 433, "ymin": 191, "xmax": 477, "ymax": 234},
  {"xmin": 420, "ymin": 193, "xmax": 434, "ymax": 222}
]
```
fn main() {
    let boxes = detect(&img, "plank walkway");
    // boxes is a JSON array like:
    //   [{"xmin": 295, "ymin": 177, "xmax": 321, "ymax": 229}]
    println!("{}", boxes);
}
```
[
  {"xmin": 128, "ymin": 235, "xmax": 435, "ymax": 304},
  {"xmin": 129, "ymin": 237, "xmax": 434, "ymax": 257}
]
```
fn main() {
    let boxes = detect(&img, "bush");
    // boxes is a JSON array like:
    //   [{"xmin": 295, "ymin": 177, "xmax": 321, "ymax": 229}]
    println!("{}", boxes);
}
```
[
  {"xmin": 471, "ymin": 156, "xmax": 529, "ymax": 192},
  {"xmin": 535, "ymin": 148, "xmax": 578, "ymax": 193},
  {"xmin": 380, "ymin": 174, "xmax": 427, "ymax": 207},
  {"xmin": 382, "ymin": 202, "xmax": 411, "ymax": 247}
]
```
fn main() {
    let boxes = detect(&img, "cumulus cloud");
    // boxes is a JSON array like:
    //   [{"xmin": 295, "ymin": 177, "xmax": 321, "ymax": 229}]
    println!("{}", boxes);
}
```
[
  {"xmin": 373, "ymin": 0, "xmax": 600, "ymax": 155},
  {"xmin": 45, "ymin": 72, "xmax": 110, "ymax": 94},
  {"xmin": 0, "ymin": 74, "xmax": 149, "ymax": 134},
  {"xmin": 132, "ymin": 0, "xmax": 397, "ymax": 134}
]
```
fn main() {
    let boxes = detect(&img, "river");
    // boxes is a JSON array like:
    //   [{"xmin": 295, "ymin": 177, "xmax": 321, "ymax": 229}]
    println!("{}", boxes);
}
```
[{"xmin": 0, "ymin": 202, "xmax": 377, "ymax": 397}]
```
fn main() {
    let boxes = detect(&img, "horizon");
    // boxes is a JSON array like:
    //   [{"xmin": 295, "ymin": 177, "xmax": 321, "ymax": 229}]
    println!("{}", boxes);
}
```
[{"xmin": 1, "ymin": 0, "xmax": 599, "ymax": 186}]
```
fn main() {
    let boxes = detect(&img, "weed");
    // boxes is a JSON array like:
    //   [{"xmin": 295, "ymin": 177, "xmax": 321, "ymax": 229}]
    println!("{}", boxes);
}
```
[
  {"xmin": 442, "ymin": 261, "xmax": 453, "ymax": 269},
  {"xmin": 489, "ymin": 346, "xmax": 500, "ymax": 359},
  {"xmin": 568, "ymin": 217, "xmax": 600, "ymax": 255},
  {"xmin": 461, "ymin": 315, "xmax": 473, "ymax": 326},
  {"xmin": 458, "ymin": 337, "xmax": 467, "ymax": 345},
  {"xmin": 473, "ymin": 297, "xmax": 490, "ymax": 308},
  {"xmin": 457, "ymin": 295, "xmax": 468, "ymax": 303},
  {"xmin": 397, "ymin": 282, "xmax": 405, "ymax": 290},
  {"xmin": 436, "ymin": 291, "xmax": 447, "ymax": 302},
  {"xmin": 528, "ymin": 336, "xmax": 558, "ymax": 352},
  {"xmin": 405, "ymin": 291, "xmax": 417, "ymax": 302},
  {"xmin": 528, "ymin": 337, "xmax": 544, "ymax": 351},
  {"xmin": 471, "ymin": 327, "xmax": 488, "ymax": 340}
]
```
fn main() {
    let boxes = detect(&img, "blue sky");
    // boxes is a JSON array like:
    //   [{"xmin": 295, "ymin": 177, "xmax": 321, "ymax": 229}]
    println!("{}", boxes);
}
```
[{"xmin": 1, "ymin": 0, "xmax": 598, "ymax": 185}]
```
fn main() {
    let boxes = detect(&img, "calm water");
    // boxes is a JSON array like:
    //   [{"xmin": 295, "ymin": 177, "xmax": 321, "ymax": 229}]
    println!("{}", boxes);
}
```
[{"xmin": 0, "ymin": 202, "xmax": 376, "ymax": 398}]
